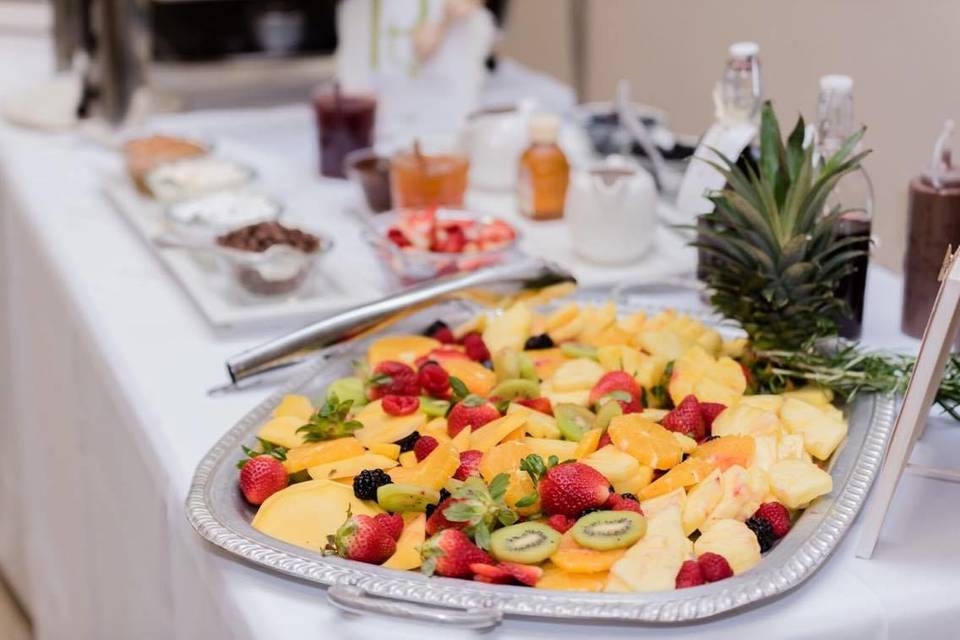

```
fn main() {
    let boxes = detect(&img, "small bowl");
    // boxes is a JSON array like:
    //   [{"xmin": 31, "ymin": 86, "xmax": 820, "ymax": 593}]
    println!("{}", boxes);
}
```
[
  {"xmin": 364, "ymin": 207, "xmax": 520, "ymax": 285},
  {"xmin": 213, "ymin": 223, "xmax": 333, "ymax": 297},
  {"xmin": 122, "ymin": 134, "xmax": 211, "ymax": 194},
  {"xmin": 164, "ymin": 190, "xmax": 282, "ymax": 243},
  {"xmin": 145, "ymin": 157, "xmax": 255, "ymax": 202},
  {"xmin": 344, "ymin": 148, "xmax": 392, "ymax": 212}
]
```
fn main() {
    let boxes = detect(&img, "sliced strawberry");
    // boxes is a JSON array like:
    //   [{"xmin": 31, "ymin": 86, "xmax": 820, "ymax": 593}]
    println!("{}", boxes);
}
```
[
  {"xmin": 454, "ymin": 450, "xmax": 483, "ymax": 480},
  {"xmin": 413, "ymin": 435, "xmax": 439, "ymax": 461},
  {"xmin": 447, "ymin": 396, "xmax": 501, "ymax": 436},
  {"xmin": 368, "ymin": 361, "xmax": 419, "ymax": 400},
  {"xmin": 516, "ymin": 397, "xmax": 554, "ymax": 416},
  {"xmin": 469, "ymin": 562, "xmax": 512, "ymax": 583},
  {"xmin": 498, "ymin": 562, "xmax": 543, "ymax": 587},
  {"xmin": 421, "ymin": 529, "xmax": 492, "ymax": 578},
  {"xmin": 589, "ymin": 371, "xmax": 641, "ymax": 407}
]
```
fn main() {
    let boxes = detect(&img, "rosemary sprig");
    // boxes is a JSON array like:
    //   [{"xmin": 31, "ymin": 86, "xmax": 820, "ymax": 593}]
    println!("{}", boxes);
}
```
[{"xmin": 748, "ymin": 341, "xmax": 960, "ymax": 420}]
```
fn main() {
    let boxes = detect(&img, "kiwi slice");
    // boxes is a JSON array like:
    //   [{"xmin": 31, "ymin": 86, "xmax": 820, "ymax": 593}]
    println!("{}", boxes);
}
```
[
  {"xmin": 493, "ymin": 348, "xmax": 521, "ymax": 382},
  {"xmin": 490, "ymin": 378, "xmax": 541, "ymax": 401},
  {"xmin": 420, "ymin": 397, "xmax": 450, "ymax": 418},
  {"xmin": 517, "ymin": 353, "xmax": 539, "ymax": 381},
  {"xmin": 490, "ymin": 522, "xmax": 561, "ymax": 564},
  {"xmin": 376, "ymin": 483, "xmax": 441, "ymax": 513},
  {"xmin": 594, "ymin": 400, "xmax": 623, "ymax": 432},
  {"xmin": 560, "ymin": 343, "xmax": 598, "ymax": 360},
  {"xmin": 571, "ymin": 511, "xmax": 646, "ymax": 550},
  {"xmin": 326, "ymin": 377, "xmax": 367, "ymax": 407},
  {"xmin": 555, "ymin": 403, "xmax": 596, "ymax": 442}
]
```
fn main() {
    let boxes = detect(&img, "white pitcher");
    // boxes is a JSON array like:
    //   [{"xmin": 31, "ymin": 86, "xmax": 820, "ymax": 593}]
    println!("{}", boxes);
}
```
[{"xmin": 566, "ymin": 156, "xmax": 657, "ymax": 265}]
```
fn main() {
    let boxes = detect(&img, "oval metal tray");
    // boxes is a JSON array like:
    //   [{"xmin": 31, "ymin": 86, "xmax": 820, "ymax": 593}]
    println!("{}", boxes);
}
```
[{"xmin": 186, "ymin": 293, "xmax": 896, "ymax": 625}]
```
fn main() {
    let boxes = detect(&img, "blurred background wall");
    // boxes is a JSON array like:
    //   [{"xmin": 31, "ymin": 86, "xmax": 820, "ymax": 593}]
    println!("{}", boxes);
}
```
[{"xmin": 501, "ymin": 0, "xmax": 960, "ymax": 273}]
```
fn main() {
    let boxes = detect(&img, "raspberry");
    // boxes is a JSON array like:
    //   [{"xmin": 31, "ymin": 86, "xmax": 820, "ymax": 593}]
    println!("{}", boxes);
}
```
[
  {"xmin": 413, "ymin": 435, "xmax": 439, "ymax": 461},
  {"xmin": 461, "ymin": 332, "xmax": 491, "ymax": 362},
  {"xmin": 698, "ymin": 552, "xmax": 733, "ymax": 582},
  {"xmin": 605, "ymin": 493, "xmax": 643, "ymax": 514},
  {"xmin": 745, "ymin": 516, "xmax": 776, "ymax": 552},
  {"xmin": 394, "ymin": 431, "xmax": 421, "ymax": 453},
  {"xmin": 754, "ymin": 502, "xmax": 792, "ymax": 538},
  {"xmin": 382, "ymin": 394, "xmax": 420, "ymax": 416},
  {"xmin": 418, "ymin": 361, "xmax": 451, "ymax": 398},
  {"xmin": 423, "ymin": 320, "xmax": 455, "ymax": 344},
  {"xmin": 546, "ymin": 514, "xmax": 576, "ymax": 533},
  {"xmin": 516, "ymin": 397, "xmax": 553, "ymax": 416},
  {"xmin": 352, "ymin": 469, "xmax": 393, "ymax": 500},
  {"xmin": 368, "ymin": 361, "xmax": 419, "ymax": 399},
  {"xmin": 523, "ymin": 334, "xmax": 555, "ymax": 350},
  {"xmin": 675, "ymin": 560, "xmax": 705, "ymax": 588}
]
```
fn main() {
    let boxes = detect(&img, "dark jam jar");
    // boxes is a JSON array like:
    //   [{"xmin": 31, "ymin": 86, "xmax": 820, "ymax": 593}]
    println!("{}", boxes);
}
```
[
  {"xmin": 833, "ymin": 211, "xmax": 871, "ymax": 340},
  {"xmin": 313, "ymin": 85, "xmax": 376, "ymax": 179}
]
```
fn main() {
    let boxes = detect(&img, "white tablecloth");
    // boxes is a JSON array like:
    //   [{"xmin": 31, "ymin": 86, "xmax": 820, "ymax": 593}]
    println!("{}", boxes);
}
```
[{"xmin": 2, "ymin": 34, "xmax": 960, "ymax": 640}]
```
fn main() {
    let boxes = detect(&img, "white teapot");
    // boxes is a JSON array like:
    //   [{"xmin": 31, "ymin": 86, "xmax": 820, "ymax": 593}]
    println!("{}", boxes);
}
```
[
  {"xmin": 459, "ymin": 100, "xmax": 535, "ymax": 191},
  {"xmin": 566, "ymin": 156, "xmax": 658, "ymax": 265}
]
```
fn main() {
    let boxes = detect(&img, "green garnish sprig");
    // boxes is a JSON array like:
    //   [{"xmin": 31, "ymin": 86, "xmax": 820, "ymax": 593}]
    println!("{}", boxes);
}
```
[
  {"xmin": 296, "ymin": 394, "xmax": 363, "ymax": 442},
  {"xmin": 443, "ymin": 474, "xmax": 518, "ymax": 550}
]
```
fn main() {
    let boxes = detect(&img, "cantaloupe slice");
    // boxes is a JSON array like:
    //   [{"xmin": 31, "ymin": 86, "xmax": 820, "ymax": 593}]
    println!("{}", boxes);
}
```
[
  {"xmin": 307, "ymin": 453, "xmax": 397, "ymax": 480},
  {"xmin": 272, "ymin": 394, "xmax": 315, "ymax": 421},
  {"xmin": 258, "ymin": 416, "xmax": 308, "ymax": 449},
  {"xmin": 523, "ymin": 437, "xmax": 578, "ymax": 462},
  {"xmin": 283, "ymin": 437, "xmax": 365, "ymax": 473},
  {"xmin": 367, "ymin": 335, "xmax": 440, "ymax": 367},
  {"xmin": 469, "ymin": 413, "xmax": 527, "ymax": 453},
  {"xmin": 252, "ymin": 480, "xmax": 381, "ymax": 552},
  {"xmin": 383, "ymin": 513, "xmax": 426, "ymax": 570}
]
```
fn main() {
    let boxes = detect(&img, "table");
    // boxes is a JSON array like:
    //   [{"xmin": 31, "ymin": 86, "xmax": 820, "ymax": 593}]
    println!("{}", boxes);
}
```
[{"xmin": 2, "ymin": 33, "xmax": 959, "ymax": 640}]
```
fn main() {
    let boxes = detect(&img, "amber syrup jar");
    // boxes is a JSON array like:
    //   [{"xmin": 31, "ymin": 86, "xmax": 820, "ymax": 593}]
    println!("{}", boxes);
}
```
[{"xmin": 518, "ymin": 114, "xmax": 569, "ymax": 220}]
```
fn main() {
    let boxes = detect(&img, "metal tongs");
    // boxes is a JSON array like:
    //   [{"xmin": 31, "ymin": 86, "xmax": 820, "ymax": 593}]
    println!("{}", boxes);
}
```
[{"xmin": 215, "ymin": 258, "xmax": 575, "ymax": 393}]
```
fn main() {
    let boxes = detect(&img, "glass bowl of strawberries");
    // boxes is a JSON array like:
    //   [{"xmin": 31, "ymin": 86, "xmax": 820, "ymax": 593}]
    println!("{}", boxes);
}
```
[{"xmin": 363, "ymin": 207, "xmax": 521, "ymax": 285}]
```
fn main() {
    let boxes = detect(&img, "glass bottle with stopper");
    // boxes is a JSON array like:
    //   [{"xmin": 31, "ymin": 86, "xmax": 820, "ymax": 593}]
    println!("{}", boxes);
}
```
[
  {"xmin": 518, "ymin": 114, "xmax": 570, "ymax": 220},
  {"xmin": 816, "ymin": 74, "xmax": 874, "ymax": 340}
]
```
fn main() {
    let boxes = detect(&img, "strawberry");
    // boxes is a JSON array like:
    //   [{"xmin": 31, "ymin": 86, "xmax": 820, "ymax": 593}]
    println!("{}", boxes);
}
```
[
  {"xmin": 499, "ymin": 562, "xmax": 543, "ymax": 587},
  {"xmin": 662, "ymin": 394, "xmax": 706, "ymax": 441},
  {"xmin": 423, "ymin": 320, "xmax": 456, "ymax": 344},
  {"xmin": 425, "ymin": 498, "xmax": 469, "ymax": 536},
  {"xmin": 368, "ymin": 361, "xmax": 419, "ymax": 400},
  {"xmin": 546, "ymin": 514, "xmax": 576, "ymax": 533},
  {"xmin": 239, "ymin": 455, "xmax": 289, "ymax": 505},
  {"xmin": 699, "ymin": 402, "xmax": 727, "ymax": 434},
  {"xmin": 414, "ymin": 435, "xmax": 439, "ymax": 461},
  {"xmin": 374, "ymin": 513, "xmax": 404, "ymax": 541},
  {"xmin": 421, "ymin": 529, "xmax": 492, "ymax": 578},
  {"xmin": 597, "ymin": 432, "xmax": 613, "ymax": 449},
  {"xmin": 753, "ymin": 502, "xmax": 792, "ymax": 538},
  {"xmin": 461, "ymin": 332, "xmax": 491, "ymax": 362},
  {"xmin": 589, "ymin": 371, "xmax": 641, "ymax": 407},
  {"xmin": 698, "ymin": 552, "xmax": 734, "ymax": 582},
  {"xmin": 418, "ymin": 361, "xmax": 451, "ymax": 398},
  {"xmin": 387, "ymin": 227, "xmax": 412, "ymax": 248},
  {"xmin": 382, "ymin": 394, "xmax": 420, "ymax": 416},
  {"xmin": 447, "ymin": 396, "xmax": 501, "ymax": 436},
  {"xmin": 675, "ymin": 560, "xmax": 706, "ymax": 588},
  {"xmin": 516, "ymin": 396, "xmax": 554, "ymax": 416},
  {"xmin": 469, "ymin": 562, "xmax": 512, "ymax": 584},
  {"xmin": 454, "ymin": 450, "xmax": 483, "ymax": 480},
  {"xmin": 538, "ymin": 462, "xmax": 611, "ymax": 517},
  {"xmin": 605, "ymin": 493, "xmax": 643, "ymax": 514},
  {"xmin": 333, "ymin": 513, "xmax": 397, "ymax": 564}
]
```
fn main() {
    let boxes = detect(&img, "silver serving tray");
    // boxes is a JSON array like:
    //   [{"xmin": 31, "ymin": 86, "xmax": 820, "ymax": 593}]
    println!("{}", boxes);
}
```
[{"xmin": 186, "ymin": 293, "xmax": 896, "ymax": 627}]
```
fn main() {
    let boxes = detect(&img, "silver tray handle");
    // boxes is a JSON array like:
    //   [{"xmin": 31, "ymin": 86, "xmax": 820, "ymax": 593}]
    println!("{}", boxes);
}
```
[{"xmin": 327, "ymin": 585, "xmax": 502, "ymax": 629}]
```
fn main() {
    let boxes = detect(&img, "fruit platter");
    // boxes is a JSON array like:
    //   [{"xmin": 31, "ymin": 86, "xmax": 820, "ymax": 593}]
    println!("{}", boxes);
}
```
[{"xmin": 187, "ymin": 288, "xmax": 895, "ymax": 624}]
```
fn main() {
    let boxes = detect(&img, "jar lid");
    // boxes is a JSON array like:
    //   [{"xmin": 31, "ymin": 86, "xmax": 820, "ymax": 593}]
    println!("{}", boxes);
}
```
[{"xmin": 729, "ymin": 41, "xmax": 759, "ymax": 58}]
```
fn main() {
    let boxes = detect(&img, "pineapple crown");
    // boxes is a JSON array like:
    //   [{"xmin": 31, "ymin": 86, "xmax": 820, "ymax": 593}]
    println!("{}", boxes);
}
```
[{"xmin": 695, "ymin": 100, "xmax": 870, "ymax": 350}]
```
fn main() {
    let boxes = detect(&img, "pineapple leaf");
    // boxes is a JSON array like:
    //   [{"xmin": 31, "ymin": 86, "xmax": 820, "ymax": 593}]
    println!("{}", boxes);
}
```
[{"xmin": 785, "ymin": 115, "xmax": 807, "ymax": 182}]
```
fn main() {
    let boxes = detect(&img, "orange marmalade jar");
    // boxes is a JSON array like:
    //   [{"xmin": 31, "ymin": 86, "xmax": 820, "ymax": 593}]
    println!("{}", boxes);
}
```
[{"xmin": 518, "ymin": 114, "xmax": 569, "ymax": 220}]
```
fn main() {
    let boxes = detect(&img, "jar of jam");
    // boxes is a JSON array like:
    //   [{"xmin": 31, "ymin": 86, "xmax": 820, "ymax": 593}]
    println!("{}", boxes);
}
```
[{"xmin": 903, "ymin": 120, "xmax": 960, "ymax": 338}]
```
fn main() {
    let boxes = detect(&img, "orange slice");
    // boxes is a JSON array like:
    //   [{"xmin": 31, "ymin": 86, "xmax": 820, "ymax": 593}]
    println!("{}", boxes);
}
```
[
  {"xmin": 607, "ymin": 414, "xmax": 683, "ymax": 470},
  {"xmin": 690, "ymin": 435, "xmax": 755, "ymax": 471},
  {"xmin": 638, "ymin": 457, "xmax": 715, "ymax": 500}
]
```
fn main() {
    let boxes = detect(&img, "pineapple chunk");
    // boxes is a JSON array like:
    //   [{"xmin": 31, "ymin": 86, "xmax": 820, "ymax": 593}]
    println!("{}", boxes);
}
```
[
  {"xmin": 777, "ymin": 433, "xmax": 806, "ymax": 461},
  {"xmin": 606, "ymin": 504, "xmax": 692, "ymax": 592},
  {"xmin": 577, "ymin": 302, "xmax": 617, "ymax": 342},
  {"xmin": 712, "ymin": 404, "xmax": 781, "ymax": 438},
  {"xmin": 738, "ymin": 394, "xmax": 784, "ymax": 414},
  {"xmin": 682, "ymin": 469, "xmax": 723, "ymax": 535},
  {"xmin": 721, "ymin": 337, "xmax": 749, "ymax": 358},
  {"xmin": 704, "ymin": 465, "xmax": 769, "ymax": 525},
  {"xmin": 581, "ymin": 445, "xmax": 642, "ymax": 487},
  {"xmin": 633, "ymin": 354, "xmax": 668, "ymax": 391},
  {"xmin": 768, "ymin": 459, "xmax": 833, "ymax": 509},
  {"xmin": 695, "ymin": 329, "xmax": 723, "ymax": 357},
  {"xmin": 544, "ymin": 303, "xmax": 580, "ymax": 331},
  {"xmin": 695, "ymin": 519, "xmax": 761, "ymax": 575},
  {"xmin": 550, "ymin": 358, "xmax": 606, "ymax": 392},
  {"xmin": 780, "ymin": 398, "xmax": 848, "ymax": 460},
  {"xmin": 640, "ymin": 487, "xmax": 686, "ymax": 519},
  {"xmin": 483, "ymin": 302, "xmax": 532, "ymax": 354},
  {"xmin": 637, "ymin": 330, "xmax": 689, "ymax": 361},
  {"xmin": 782, "ymin": 386, "xmax": 834, "ymax": 407},
  {"xmin": 751, "ymin": 434, "xmax": 780, "ymax": 472},
  {"xmin": 507, "ymin": 402, "xmax": 561, "ymax": 439}
]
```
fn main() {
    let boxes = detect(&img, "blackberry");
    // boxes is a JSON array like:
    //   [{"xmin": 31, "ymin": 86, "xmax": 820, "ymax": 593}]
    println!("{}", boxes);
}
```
[
  {"xmin": 745, "ymin": 516, "xmax": 776, "ymax": 553},
  {"xmin": 353, "ymin": 469, "xmax": 393, "ymax": 501},
  {"xmin": 524, "ymin": 333, "xmax": 555, "ymax": 350},
  {"xmin": 394, "ymin": 431, "xmax": 421, "ymax": 453},
  {"xmin": 620, "ymin": 493, "xmax": 638, "ymax": 502},
  {"xmin": 579, "ymin": 507, "xmax": 602, "ymax": 518},
  {"xmin": 425, "ymin": 488, "xmax": 451, "ymax": 518},
  {"xmin": 423, "ymin": 320, "xmax": 454, "ymax": 342}
]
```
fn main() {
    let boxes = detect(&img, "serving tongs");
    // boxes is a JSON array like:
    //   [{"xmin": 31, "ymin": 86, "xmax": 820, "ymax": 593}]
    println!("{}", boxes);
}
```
[{"xmin": 215, "ymin": 257, "xmax": 575, "ymax": 393}]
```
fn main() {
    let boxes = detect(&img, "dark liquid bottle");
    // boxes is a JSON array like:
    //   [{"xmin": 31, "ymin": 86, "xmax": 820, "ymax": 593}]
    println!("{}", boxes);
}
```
[{"xmin": 833, "ymin": 212, "xmax": 871, "ymax": 339}]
